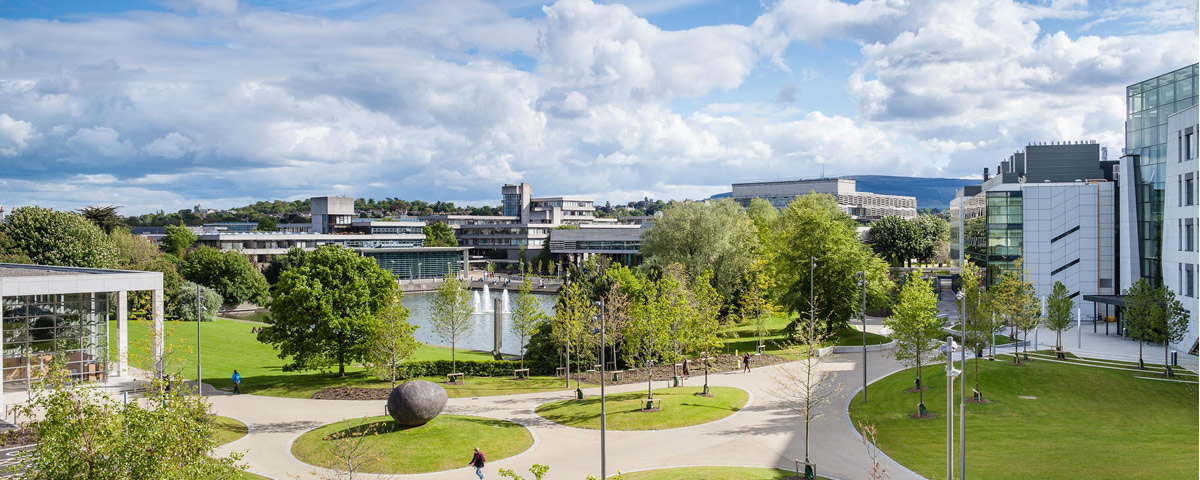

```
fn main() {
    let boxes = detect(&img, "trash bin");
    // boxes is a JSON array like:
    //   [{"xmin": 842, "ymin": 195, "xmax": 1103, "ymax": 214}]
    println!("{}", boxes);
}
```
[
  {"xmin": 575, "ymin": 387, "xmax": 583, "ymax": 400},
  {"xmin": 804, "ymin": 464, "xmax": 816, "ymax": 480},
  {"xmin": 1171, "ymin": 350, "xmax": 1179, "ymax": 366},
  {"xmin": 672, "ymin": 376, "xmax": 680, "ymax": 387}
]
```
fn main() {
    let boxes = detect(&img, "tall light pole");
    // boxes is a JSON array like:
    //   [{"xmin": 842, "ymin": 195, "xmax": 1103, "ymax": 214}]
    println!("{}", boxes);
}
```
[
  {"xmin": 197, "ymin": 284, "xmax": 205, "ymax": 394},
  {"xmin": 945, "ymin": 336, "xmax": 961, "ymax": 480},
  {"xmin": 859, "ymin": 270, "xmax": 867, "ymax": 402},
  {"xmin": 593, "ymin": 299, "xmax": 607, "ymax": 480},
  {"xmin": 956, "ymin": 289, "xmax": 967, "ymax": 479}
]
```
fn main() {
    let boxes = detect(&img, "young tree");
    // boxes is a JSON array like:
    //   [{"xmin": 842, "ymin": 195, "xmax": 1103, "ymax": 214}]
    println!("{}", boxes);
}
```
[
  {"xmin": 365, "ymin": 295, "xmax": 420, "ymax": 389},
  {"xmin": 991, "ymin": 264, "xmax": 1040, "ymax": 362},
  {"xmin": 0, "ymin": 206, "xmax": 119, "ymax": 268},
  {"xmin": 162, "ymin": 222, "xmax": 198, "ymax": 258},
  {"xmin": 259, "ymin": 245, "xmax": 396, "ymax": 376},
  {"xmin": 512, "ymin": 280, "xmax": 548, "ymax": 369},
  {"xmin": 739, "ymin": 258, "xmax": 778, "ymax": 351},
  {"xmin": 859, "ymin": 421, "xmax": 890, "ymax": 480},
  {"xmin": 1126, "ymin": 279, "xmax": 1190, "ymax": 374},
  {"xmin": 13, "ymin": 361, "xmax": 245, "ymax": 479},
  {"xmin": 661, "ymin": 264, "xmax": 696, "ymax": 381},
  {"xmin": 769, "ymin": 308, "xmax": 843, "ymax": 468},
  {"xmin": 958, "ymin": 260, "xmax": 995, "ymax": 398},
  {"xmin": 319, "ymin": 418, "xmax": 384, "ymax": 480},
  {"xmin": 172, "ymin": 281, "xmax": 224, "ymax": 322},
  {"xmin": 429, "ymin": 276, "xmax": 475, "ymax": 376},
  {"xmin": 624, "ymin": 274, "xmax": 672, "ymax": 400},
  {"xmin": 883, "ymin": 271, "xmax": 942, "ymax": 415},
  {"xmin": 690, "ymin": 270, "xmax": 725, "ymax": 394},
  {"xmin": 1151, "ymin": 288, "xmax": 1190, "ymax": 376},
  {"xmin": 554, "ymin": 281, "xmax": 596, "ymax": 387},
  {"xmin": 180, "ymin": 246, "xmax": 270, "ymax": 307},
  {"xmin": 1044, "ymin": 281, "xmax": 1075, "ymax": 357}
]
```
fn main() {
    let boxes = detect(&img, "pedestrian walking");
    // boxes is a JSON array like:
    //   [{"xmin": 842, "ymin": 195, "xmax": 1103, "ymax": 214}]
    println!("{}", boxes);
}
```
[
  {"xmin": 681, "ymin": 357, "xmax": 690, "ymax": 379},
  {"xmin": 742, "ymin": 353, "xmax": 751, "ymax": 373},
  {"xmin": 232, "ymin": 369, "xmax": 241, "ymax": 395},
  {"xmin": 468, "ymin": 447, "xmax": 486, "ymax": 479}
]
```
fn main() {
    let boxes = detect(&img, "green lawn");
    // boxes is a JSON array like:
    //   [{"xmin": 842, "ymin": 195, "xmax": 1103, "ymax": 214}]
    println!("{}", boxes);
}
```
[
  {"xmin": 212, "ymin": 415, "xmax": 248, "ymax": 446},
  {"xmin": 291, "ymin": 415, "xmax": 532, "ymax": 474},
  {"xmin": 535, "ymin": 386, "xmax": 748, "ymax": 430},
  {"xmin": 238, "ymin": 471, "xmax": 270, "ymax": 480},
  {"xmin": 849, "ymin": 358, "xmax": 1199, "ymax": 480},
  {"xmin": 723, "ymin": 314, "xmax": 889, "ymax": 355},
  {"xmin": 111, "ymin": 318, "xmax": 495, "ymax": 398},
  {"xmin": 618, "ymin": 466, "xmax": 828, "ymax": 480}
]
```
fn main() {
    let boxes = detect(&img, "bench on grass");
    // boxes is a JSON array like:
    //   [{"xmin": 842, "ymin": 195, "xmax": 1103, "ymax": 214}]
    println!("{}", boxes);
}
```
[
  {"xmin": 445, "ymin": 373, "xmax": 464, "ymax": 383},
  {"xmin": 513, "ymin": 368, "xmax": 530, "ymax": 379}
]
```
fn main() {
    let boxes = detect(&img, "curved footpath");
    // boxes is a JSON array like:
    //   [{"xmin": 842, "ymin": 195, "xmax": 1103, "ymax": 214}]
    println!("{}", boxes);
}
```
[{"xmin": 210, "ymin": 346, "xmax": 921, "ymax": 480}]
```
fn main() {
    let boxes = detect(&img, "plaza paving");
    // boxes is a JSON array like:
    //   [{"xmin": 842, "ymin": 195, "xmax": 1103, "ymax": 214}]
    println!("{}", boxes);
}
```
[{"xmin": 209, "ymin": 345, "xmax": 921, "ymax": 480}]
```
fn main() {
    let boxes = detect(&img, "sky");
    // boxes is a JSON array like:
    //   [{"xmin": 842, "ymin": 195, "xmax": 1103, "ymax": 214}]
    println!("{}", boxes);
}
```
[{"xmin": 0, "ymin": 0, "xmax": 1196, "ymax": 214}]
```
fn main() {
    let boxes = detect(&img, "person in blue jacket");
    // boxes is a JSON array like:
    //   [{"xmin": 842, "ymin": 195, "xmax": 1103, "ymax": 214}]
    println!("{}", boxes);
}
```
[{"xmin": 232, "ymin": 370, "xmax": 242, "ymax": 395}]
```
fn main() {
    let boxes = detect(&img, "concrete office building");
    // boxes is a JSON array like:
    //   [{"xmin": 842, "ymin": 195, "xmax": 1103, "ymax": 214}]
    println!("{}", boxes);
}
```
[
  {"xmin": 549, "ymin": 224, "xmax": 645, "ymax": 266},
  {"xmin": 192, "ymin": 197, "xmax": 468, "ymax": 280},
  {"xmin": 731, "ymin": 178, "xmax": 917, "ymax": 223},
  {"xmin": 423, "ymin": 183, "xmax": 600, "ymax": 261},
  {"xmin": 1120, "ymin": 64, "xmax": 1199, "ymax": 288},
  {"xmin": 1164, "ymin": 105, "xmax": 1199, "ymax": 352},
  {"xmin": 0, "ymin": 264, "xmax": 164, "ymax": 406},
  {"xmin": 951, "ymin": 142, "xmax": 1117, "ymax": 315}
]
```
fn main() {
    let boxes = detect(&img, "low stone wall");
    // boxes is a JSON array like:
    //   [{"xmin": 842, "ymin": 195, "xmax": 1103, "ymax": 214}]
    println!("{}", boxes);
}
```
[{"xmin": 831, "ymin": 340, "xmax": 896, "ymax": 354}]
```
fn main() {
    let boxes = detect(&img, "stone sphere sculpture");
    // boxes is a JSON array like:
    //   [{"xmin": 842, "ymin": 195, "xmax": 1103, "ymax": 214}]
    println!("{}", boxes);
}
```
[{"xmin": 387, "ymin": 380, "xmax": 448, "ymax": 426}]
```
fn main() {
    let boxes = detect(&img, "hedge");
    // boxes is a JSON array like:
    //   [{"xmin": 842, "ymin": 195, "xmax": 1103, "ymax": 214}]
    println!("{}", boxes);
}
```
[{"xmin": 398, "ymin": 359, "xmax": 547, "ymax": 379}]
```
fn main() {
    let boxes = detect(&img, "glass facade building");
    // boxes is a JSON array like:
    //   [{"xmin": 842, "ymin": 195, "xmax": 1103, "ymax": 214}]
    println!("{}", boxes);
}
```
[
  {"xmin": 364, "ymin": 249, "xmax": 463, "ymax": 279},
  {"xmin": 2, "ymin": 293, "xmax": 110, "ymax": 390},
  {"xmin": 1127, "ymin": 64, "xmax": 1199, "ymax": 286}
]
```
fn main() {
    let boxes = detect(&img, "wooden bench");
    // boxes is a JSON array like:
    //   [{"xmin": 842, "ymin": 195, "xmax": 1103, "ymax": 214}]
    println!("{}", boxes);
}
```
[
  {"xmin": 513, "ymin": 368, "xmax": 530, "ymax": 379},
  {"xmin": 445, "ymin": 373, "xmax": 464, "ymax": 384},
  {"xmin": 1053, "ymin": 346, "xmax": 1067, "ymax": 360}
]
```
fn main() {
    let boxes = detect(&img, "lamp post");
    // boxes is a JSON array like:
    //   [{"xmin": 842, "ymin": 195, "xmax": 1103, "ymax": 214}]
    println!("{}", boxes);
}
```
[
  {"xmin": 418, "ymin": 262, "xmax": 423, "ymax": 281},
  {"xmin": 592, "ymin": 300, "xmax": 607, "ymax": 480},
  {"xmin": 944, "ymin": 336, "xmax": 961, "ymax": 480},
  {"xmin": 197, "ymin": 284, "xmax": 205, "ymax": 394},
  {"xmin": 956, "ymin": 290, "xmax": 967, "ymax": 479},
  {"xmin": 858, "ymin": 270, "xmax": 867, "ymax": 402}
]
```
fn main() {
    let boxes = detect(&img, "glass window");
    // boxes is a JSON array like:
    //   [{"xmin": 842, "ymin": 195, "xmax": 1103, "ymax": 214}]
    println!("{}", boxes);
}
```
[
  {"xmin": 1178, "ymin": 79, "xmax": 1195, "ymax": 99},
  {"xmin": 1161, "ymin": 84, "xmax": 1176, "ymax": 104}
]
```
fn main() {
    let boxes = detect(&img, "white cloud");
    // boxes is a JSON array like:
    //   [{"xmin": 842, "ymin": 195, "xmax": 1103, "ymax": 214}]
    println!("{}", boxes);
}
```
[
  {"xmin": 65, "ymin": 127, "xmax": 135, "ymax": 158},
  {"xmin": 0, "ymin": 114, "xmax": 37, "ymax": 157},
  {"xmin": 143, "ymin": 132, "xmax": 196, "ymax": 159}
]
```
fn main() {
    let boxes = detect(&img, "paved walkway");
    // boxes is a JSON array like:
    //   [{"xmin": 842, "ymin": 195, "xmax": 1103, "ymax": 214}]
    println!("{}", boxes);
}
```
[{"xmin": 210, "ymin": 349, "xmax": 921, "ymax": 480}]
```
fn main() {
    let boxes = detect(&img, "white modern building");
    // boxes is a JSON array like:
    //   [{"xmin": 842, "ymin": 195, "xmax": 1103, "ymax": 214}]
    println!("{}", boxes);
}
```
[
  {"xmin": 1164, "ymin": 105, "xmax": 1199, "ymax": 352},
  {"xmin": 952, "ymin": 142, "xmax": 1118, "ymax": 315},
  {"xmin": 731, "ymin": 178, "xmax": 917, "ymax": 223},
  {"xmin": 549, "ymin": 224, "xmax": 646, "ymax": 266},
  {"xmin": 0, "ymin": 264, "xmax": 164, "ymax": 406}
]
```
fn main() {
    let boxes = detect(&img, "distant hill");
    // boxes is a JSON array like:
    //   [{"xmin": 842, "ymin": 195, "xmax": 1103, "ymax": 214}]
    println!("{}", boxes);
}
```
[{"xmin": 708, "ymin": 175, "xmax": 977, "ymax": 210}]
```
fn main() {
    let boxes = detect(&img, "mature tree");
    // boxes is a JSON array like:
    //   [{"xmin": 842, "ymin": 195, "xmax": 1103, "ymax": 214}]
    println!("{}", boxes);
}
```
[
  {"xmin": 884, "ymin": 271, "xmax": 942, "ymax": 414},
  {"xmin": 109, "ymin": 228, "xmax": 161, "ymax": 267},
  {"xmin": 689, "ymin": 270, "xmax": 724, "ymax": 394},
  {"xmin": 744, "ymin": 197, "xmax": 779, "ymax": 247},
  {"xmin": 162, "ymin": 222, "xmax": 198, "ymax": 258},
  {"xmin": 1126, "ymin": 279, "xmax": 1190, "ymax": 373},
  {"xmin": 79, "ymin": 205, "xmax": 127, "ymax": 234},
  {"xmin": 180, "ymin": 246, "xmax": 270, "ymax": 307},
  {"xmin": 739, "ymin": 258, "xmax": 778, "ymax": 351},
  {"xmin": 256, "ymin": 216, "xmax": 278, "ymax": 232},
  {"xmin": 511, "ymin": 280, "xmax": 548, "ymax": 369},
  {"xmin": 870, "ymin": 215, "xmax": 923, "ymax": 267},
  {"xmin": 913, "ymin": 214, "xmax": 950, "ymax": 266},
  {"xmin": 263, "ymin": 247, "xmax": 309, "ymax": 284},
  {"xmin": 258, "ymin": 245, "xmax": 396, "ymax": 375},
  {"xmin": 429, "ymin": 276, "xmax": 475, "ymax": 376},
  {"xmin": 423, "ymin": 222, "xmax": 458, "ymax": 247},
  {"xmin": 172, "ymin": 281, "xmax": 224, "ymax": 322},
  {"xmin": 1044, "ymin": 281, "xmax": 1075, "ymax": 357},
  {"xmin": 13, "ymin": 362, "xmax": 245, "ymax": 479},
  {"xmin": 0, "ymin": 230, "xmax": 32, "ymax": 264},
  {"xmin": 365, "ymin": 295, "xmax": 420, "ymax": 388},
  {"xmin": 770, "ymin": 312, "xmax": 843, "ymax": 469},
  {"xmin": 624, "ymin": 272, "xmax": 673, "ymax": 400},
  {"xmin": 774, "ymin": 194, "xmax": 893, "ymax": 336},
  {"xmin": 640, "ymin": 198, "xmax": 758, "ymax": 309},
  {"xmin": 1, "ymin": 206, "xmax": 118, "ymax": 268},
  {"xmin": 991, "ymin": 264, "xmax": 1040, "ymax": 363}
]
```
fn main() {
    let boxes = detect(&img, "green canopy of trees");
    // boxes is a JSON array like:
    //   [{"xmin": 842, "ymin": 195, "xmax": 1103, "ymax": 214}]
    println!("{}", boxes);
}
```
[
  {"xmin": 162, "ymin": 223, "xmax": 198, "ymax": 258},
  {"xmin": 640, "ymin": 198, "xmax": 757, "ymax": 310},
  {"xmin": 0, "ymin": 206, "xmax": 119, "ymax": 268},
  {"xmin": 423, "ymin": 222, "xmax": 458, "ymax": 247},
  {"xmin": 180, "ymin": 246, "xmax": 269, "ymax": 307},
  {"xmin": 258, "ymin": 245, "xmax": 398, "ymax": 375}
]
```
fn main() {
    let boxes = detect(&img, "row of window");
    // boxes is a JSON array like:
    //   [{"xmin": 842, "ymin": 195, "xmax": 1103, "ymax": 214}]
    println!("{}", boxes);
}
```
[
  {"xmin": 1178, "ymin": 218, "xmax": 1196, "ymax": 252},
  {"xmin": 1179, "ymin": 173, "xmax": 1196, "ymax": 207},
  {"xmin": 1178, "ymin": 263, "xmax": 1196, "ymax": 298}
]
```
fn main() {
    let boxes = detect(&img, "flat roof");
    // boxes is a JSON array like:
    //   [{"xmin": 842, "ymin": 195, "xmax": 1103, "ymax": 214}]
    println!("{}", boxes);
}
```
[
  {"xmin": 0, "ymin": 264, "xmax": 136, "ymax": 277},
  {"xmin": 1082, "ymin": 294, "xmax": 1126, "ymax": 307},
  {"xmin": 0, "ymin": 263, "xmax": 163, "ymax": 295}
]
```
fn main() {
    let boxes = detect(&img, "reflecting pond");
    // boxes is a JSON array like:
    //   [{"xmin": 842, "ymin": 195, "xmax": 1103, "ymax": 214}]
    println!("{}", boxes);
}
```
[{"xmin": 402, "ymin": 288, "xmax": 557, "ymax": 355}]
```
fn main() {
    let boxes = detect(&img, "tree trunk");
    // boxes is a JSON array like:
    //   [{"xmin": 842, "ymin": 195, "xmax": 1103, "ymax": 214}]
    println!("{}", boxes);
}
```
[
  {"xmin": 647, "ymin": 358, "xmax": 653, "ymax": 400},
  {"xmin": 452, "ymin": 338, "xmax": 457, "ymax": 375},
  {"xmin": 917, "ymin": 360, "xmax": 924, "ymax": 405},
  {"xmin": 338, "ymin": 350, "xmax": 345, "ymax": 377},
  {"xmin": 1138, "ymin": 340, "xmax": 1144, "ymax": 369}
]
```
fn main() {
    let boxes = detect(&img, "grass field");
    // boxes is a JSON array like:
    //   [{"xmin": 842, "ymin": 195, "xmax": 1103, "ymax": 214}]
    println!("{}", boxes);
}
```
[
  {"xmin": 212, "ymin": 415, "xmax": 248, "ymax": 446},
  {"xmin": 849, "ymin": 358, "xmax": 1199, "ymax": 479},
  {"xmin": 291, "ymin": 415, "xmax": 532, "ymax": 474},
  {"xmin": 618, "ymin": 466, "xmax": 829, "ymax": 480},
  {"xmin": 112, "ymin": 318, "xmax": 497, "ymax": 398},
  {"xmin": 535, "ymin": 386, "xmax": 748, "ymax": 430},
  {"xmin": 723, "ymin": 314, "xmax": 889, "ymax": 355}
]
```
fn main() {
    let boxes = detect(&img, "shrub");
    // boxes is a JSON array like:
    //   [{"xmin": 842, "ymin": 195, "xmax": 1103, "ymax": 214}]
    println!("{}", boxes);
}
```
[{"xmin": 397, "ymin": 359, "xmax": 539, "ymax": 378}]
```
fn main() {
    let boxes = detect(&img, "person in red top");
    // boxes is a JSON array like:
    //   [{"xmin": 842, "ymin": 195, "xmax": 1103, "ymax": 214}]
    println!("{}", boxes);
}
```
[{"xmin": 469, "ymin": 447, "xmax": 486, "ymax": 479}]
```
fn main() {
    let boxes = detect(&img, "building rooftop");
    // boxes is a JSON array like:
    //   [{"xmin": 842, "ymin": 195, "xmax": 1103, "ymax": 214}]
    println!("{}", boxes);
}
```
[{"xmin": 0, "ymin": 264, "xmax": 142, "ymax": 277}]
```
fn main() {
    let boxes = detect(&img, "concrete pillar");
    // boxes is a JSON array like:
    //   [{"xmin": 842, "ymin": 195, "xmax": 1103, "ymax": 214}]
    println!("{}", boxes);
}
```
[
  {"xmin": 152, "ymin": 288, "xmax": 164, "ymax": 377},
  {"xmin": 0, "ymin": 287, "xmax": 5, "ymax": 411},
  {"xmin": 118, "ymin": 290, "xmax": 129, "ymax": 377}
]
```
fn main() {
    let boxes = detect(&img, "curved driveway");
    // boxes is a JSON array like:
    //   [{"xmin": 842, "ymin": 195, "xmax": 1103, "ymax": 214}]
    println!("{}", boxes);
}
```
[{"xmin": 211, "ymin": 347, "xmax": 922, "ymax": 480}]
